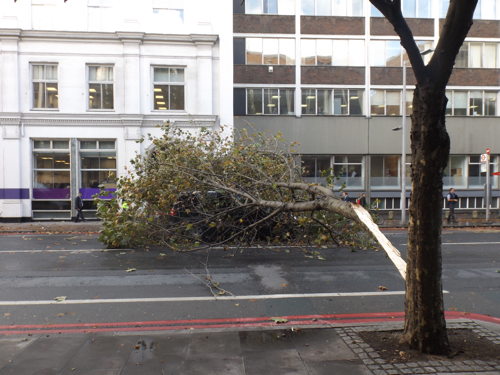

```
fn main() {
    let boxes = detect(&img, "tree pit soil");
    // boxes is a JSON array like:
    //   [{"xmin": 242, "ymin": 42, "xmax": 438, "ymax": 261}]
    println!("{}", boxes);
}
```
[{"xmin": 358, "ymin": 329, "xmax": 500, "ymax": 363}]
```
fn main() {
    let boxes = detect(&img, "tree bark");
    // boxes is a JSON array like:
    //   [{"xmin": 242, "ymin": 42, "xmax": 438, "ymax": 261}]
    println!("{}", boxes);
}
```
[{"xmin": 403, "ymin": 83, "xmax": 450, "ymax": 354}]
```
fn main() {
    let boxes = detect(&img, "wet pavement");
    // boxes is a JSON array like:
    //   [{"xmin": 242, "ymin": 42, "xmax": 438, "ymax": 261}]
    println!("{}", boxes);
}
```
[{"xmin": 0, "ymin": 320, "xmax": 498, "ymax": 374}]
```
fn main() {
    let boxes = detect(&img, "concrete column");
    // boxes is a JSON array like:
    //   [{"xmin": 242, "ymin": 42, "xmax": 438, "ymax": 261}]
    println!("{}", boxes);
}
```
[
  {"xmin": 0, "ymin": 32, "xmax": 21, "ymax": 112},
  {"xmin": 195, "ymin": 42, "xmax": 214, "ymax": 115},
  {"xmin": 119, "ymin": 33, "xmax": 143, "ymax": 114}
]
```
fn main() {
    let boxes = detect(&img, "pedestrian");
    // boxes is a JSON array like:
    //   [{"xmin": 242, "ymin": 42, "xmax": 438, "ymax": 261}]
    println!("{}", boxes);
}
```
[
  {"xmin": 74, "ymin": 192, "xmax": 85, "ymax": 222},
  {"xmin": 446, "ymin": 187, "xmax": 458, "ymax": 224},
  {"xmin": 341, "ymin": 191, "xmax": 350, "ymax": 202},
  {"xmin": 357, "ymin": 192, "xmax": 367, "ymax": 208}
]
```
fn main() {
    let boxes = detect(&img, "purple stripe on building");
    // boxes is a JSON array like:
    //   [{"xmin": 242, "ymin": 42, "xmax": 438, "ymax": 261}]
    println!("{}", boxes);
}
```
[
  {"xmin": 33, "ymin": 188, "xmax": 70, "ymax": 200},
  {"xmin": 80, "ymin": 188, "xmax": 116, "ymax": 200},
  {"xmin": 0, "ymin": 189, "xmax": 30, "ymax": 199}
]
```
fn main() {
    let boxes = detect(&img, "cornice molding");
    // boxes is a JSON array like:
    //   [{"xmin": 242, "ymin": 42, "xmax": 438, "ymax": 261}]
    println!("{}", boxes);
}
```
[
  {"xmin": 0, "ymin": 29, "xmax": 218, "ymax": 45},
  {"xmin": 0, "ymin": 113, "xmax": 218, "ymax": 128}
]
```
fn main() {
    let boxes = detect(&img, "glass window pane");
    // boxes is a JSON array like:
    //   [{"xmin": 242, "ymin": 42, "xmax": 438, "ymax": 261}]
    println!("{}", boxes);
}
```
[
  {"xmin": 99, "ymin": 141, "xmax": 115, "ymax": 149},
  {"xmin": 279, "ymin": 39, "xmax": 295, "ymax": 65},
  {"xmin": 406, "ymin": 89, "xmax": 413, "ymax": 115},
  {"xmin": 52, "ymin": 140, "xmax": 69, "ymax": 149},
  {"xmin": 246, "ymin": 0, "xmax": 262, "ymax": 14},
  {"xmin": 469, "ymin": 43, "xmax": 482, "ymax": 68},
  {"xmin": 333, "ymin": 89, "xmax": 348, "ymax": 115},
  {"xmin": 386, "ymin": 91, "xmax": 400, "ymax": 116},
  {"xmin": 302, "ymin": 88, "xmax": 316, "ymax": 114},
  {"xmin": 317, "ymin": 89, "xmax": 332, "ymax": 115},
  {"xmin": 33, "ymin": 82, "xmax": 44, "ymax": 108},
  {"xmin": 403, "ymin": 0, "xmax": 416, "ymax": 17},
  {"xmin": 100, "ymin": 156, "xmax": 116, "ymax": 169},
  {"xmin": 100, "ymin": 171, "xmax": 117, "ymax": 189},
  {"xmin": 81, "ymin": 157, "xmax": 100, "ymax": 169},
  {"xmin": 386, "ymin": 41, "xmax": 402, "ymax": 67},
  {"xmin": 454, "ymin": 92, "xmax": 467, "ymax": 115},
  {"xmin": 246, "ymin": 38, "xmax": 263, "ymax": 64},
  {"xmin": 440, "ymin": 0, "xmax": 450, "ymax": 17},
  {"xmin": 349, "ymin": 89, "xmax": 363, "ymax": 115},
  {"xmin": 264, "ymin": 88, "xmax": 279, "ymax": 114},
  {"xmin": 445, "ymin": 90, "xmax": 453, "ymax": 115},
  {"xmin": 169, "ymin": 68, "xmax": 184, "ymax": 82},
  {"xmin": 82, "ymin": 171, "xmax": 100, "ymax": 188},
  {"xmin": 154, "ymin": 67, "xmax": 169, "ymax": 81},
  {"xmin": 455, "ymin": 44, "xmax": 468, "ymax": 68},
  {"xmin": 301, "ymin": 39, "xmax": 316, "ymax": 65},
  {"xmin": 81, "ymin": 140, "xmax": 97, "ymax": 149},
  {"xmin": 45, "ymin": 65, "xmax": 57, "ymax": 80},
  {"xmin": 102, "ymin": 83, "xmax": 114, "ymax": 109},
  {"xmin": 46, "ymin": 83, "xmax": 58, "ymax": 108},
  {"xmin": 154, "ymin": 85, "xmax": 168, "ymax": 110},
  {"xmin": 485, "ymin": 92, "xmax": 497, "ymax": 116},
  {"xmin": 332, "ymin": 0, "xmax": 347, "ymax": 16},
  {"xmin": 483, "ymin": 43, "xmax": 496, "ymax": 68},
  {"xmin": 170, "ymin": 85, "xmax": 184, "ymax": 110},
  {"xmin": 301, "ymin": 0, "xmax": 314, "ymax": 15},
  {"xmin": 264, "ymin": 0, "xmax": 278, "ymax": 13},
  {"xmin": 469, "ymin": 91, "xmax": 483, "ymax": 116},
  {"xmin": 351, "ymin": 0, "xmax": 363, "ymax": 16},
  {"xmin": 370, "ymin": 41, "xmax": 386, "ymax": 66},
  {"xmin": 89, "ymin": 83, "xmax": 101, "ymax": 109},
  {"xmin": 332, "ymin": 40, "xmax": 348, "ymax": 66},
  {"xmin": 280, "ymin": 89, "xmax": 295, "ymax": 115},
  {"xmin": 278, "ymin": 0, "xmax": 295, "ymax": 14},
  {"xmin": 34, "ymin": 140, "xmax": 51, "ymax": 149},
  {"xmin": 418, "ymin": 0, "xmax": 431, "ymax": 17},
  {"xmin": 32, "ymin": 65, "xmax": 44, "ymax": 80},
  {"xmin": 263, "ymin": 39, "xmax": 279, "ymax": 65},
  {"xmin": 316, "ymin": 0, "xmax": 331, "ymax": 15},
  {"xmin": 370, "ymin": 90, "xmax": 385, "ymax": 115},
  {"xmin": 349, "ymin": 40, "xmax": 365, "ymax": 66},
  {"xmin": 247, "ymin": 88, "xmax": 263, "ymax": 114},
  {"xmin": 316, "ymin": 39, "xmax": 332, "ymax": 65}
]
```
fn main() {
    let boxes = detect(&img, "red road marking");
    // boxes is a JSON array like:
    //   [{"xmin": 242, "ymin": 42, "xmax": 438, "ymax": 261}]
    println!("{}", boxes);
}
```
[{"xmin": 0, "ymin": 311, "xmax": 496, "ymax": 336}]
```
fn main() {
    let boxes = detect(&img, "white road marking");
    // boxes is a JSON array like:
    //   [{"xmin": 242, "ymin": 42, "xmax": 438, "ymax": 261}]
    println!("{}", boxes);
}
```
[
  {"xmin": 0, "ymin": 291, "xmax": 418, "ymax": 306},
  {"xmin": 443, "ymin": 241, "xmax": 500, "ymax": 246}
]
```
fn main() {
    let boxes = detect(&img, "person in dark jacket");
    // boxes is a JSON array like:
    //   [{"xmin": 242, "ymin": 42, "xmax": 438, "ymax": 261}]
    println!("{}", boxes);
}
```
[
  {"xmin": 446, "ymin": 187, "xmax": 458, "ymax": 224},
  {"xmin": 74, "ymin": 192, "xmax": 85, "ymax": 222}
]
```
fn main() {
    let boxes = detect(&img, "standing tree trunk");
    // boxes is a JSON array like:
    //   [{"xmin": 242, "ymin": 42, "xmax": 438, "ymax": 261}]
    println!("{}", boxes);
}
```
[
  {"xmin": 370, "ymin": 0, "xmax": 478, "ymax": 354},
  {"xmin": 404, "ymin": 83, "xmax": 450, "ymax": 353}
]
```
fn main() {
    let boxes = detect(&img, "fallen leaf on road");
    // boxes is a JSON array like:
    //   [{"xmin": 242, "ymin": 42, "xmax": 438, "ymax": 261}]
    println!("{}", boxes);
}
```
[
  {"xmin": 316, "ymin": 256, "xmax": 326, "ymax": 260},
  {"xmin": 378, "ymin": 285, "xmax": 388, "ymax": 291},
  {"xmin": 3, "ymin": 313, "xmax": 11, "ymax": 317},
  {"xmin": 159, "ymin": 253, "xmax": 167, "ymax": 256},
  {"xmin": 126, "ymin": 268, "xmax": 137, "ymax": 272},
  {"xmin": 54, "ymin": 296, "xmax": 67, "ymax": 302},
  {"xmin": 56, "ymin": 313, "xmax": 65, "ymax": 317},
  {"xmin": 280, "ymin": 283, "xmax": 288, "ymax": 287}
]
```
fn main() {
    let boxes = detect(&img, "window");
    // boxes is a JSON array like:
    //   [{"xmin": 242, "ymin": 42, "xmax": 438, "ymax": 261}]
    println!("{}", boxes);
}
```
[
  {"xmin": 455, "ymin": 42, "xmax": 500, "ymax": 68},
  {"xmin": 443, "ymin": 155, "xmax": 466, "ymax": 187},
  {"xmin": 246, "ymin": 88, "xmax": 295, "ymax": 115},
  {"xmin": 370, "ymin": 40, "xmax": 402, "ymax": 67},
  {"xmin": 153, "ymin": 67, "xmax": 184, "ymax": 110},
  {"xmin": 302, "ymin": 155, "xmax": 331, "ymax": 184},
  {"xmin": 88, "ymin": 65, "xmax": 113, "ymax": 110},
  {"xmin": 303, "ymin": 0, "xmax": 363, "ymax": 16},
  {"xmin": 80, "ymin": 140, "xmax": 117, "ymax": 191},
  {"xmin": 246, "ymin": 0, "xmax": 295, "ymax": 14},
  {"xmin": 374, "ymin": 0, "xmax": 431, "ymax": 18},
  {"xmin": 469, "ymin": 155, "xmax": 497, "ymax": 187},
  {"xmin": 333, "ymin": 155, "xmax": 363, "ymax": 188},
  {"xmin": 371, "ymin": 155, "xmax": 400, "ymax": 188},
  {"xmin": 32, "ymin": 140, "xmax": 70, "ymax": 202},
  {"xmin": 473, "ymin": 0, "xmax": 500, "ymax": 20},
  {"xmin": 370, "ymin": 90, "xmax": 412, "ymax": 116},
  {"xmin": 32, "ymin": 64, "xmax": 58, "ymax": 109},
  {"xmin": 446, "ymin": 90, "xmax": 498, "ymax": 116},
  {"xmin": 302, "ymin": 88, "xmax": 364, "ymax": 115},
  {"xmin": 246, "ymin": 38, "xmax": 295, "ymax": 65},
  {"xmin": 301, "ymin": 39, "xmax": 364, "ymax": 66}
]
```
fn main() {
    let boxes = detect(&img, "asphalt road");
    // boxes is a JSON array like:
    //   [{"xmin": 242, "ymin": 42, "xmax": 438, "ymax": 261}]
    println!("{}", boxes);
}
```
[{"xmin": 0, "ymin": 229, "xmax": 498, "ymax": 331}]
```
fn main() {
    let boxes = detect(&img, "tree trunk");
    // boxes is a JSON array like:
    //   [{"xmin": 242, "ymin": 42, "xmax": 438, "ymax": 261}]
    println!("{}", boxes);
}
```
[{"xmin": 403, "ymin": 83, "xmax": 450, "ymax": 354}]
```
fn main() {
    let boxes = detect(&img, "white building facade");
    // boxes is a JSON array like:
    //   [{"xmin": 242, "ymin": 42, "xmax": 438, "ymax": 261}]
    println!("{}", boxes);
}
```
[{"xmin": 0, "ymin": 0, "xmax": 233, "ymax": 220}]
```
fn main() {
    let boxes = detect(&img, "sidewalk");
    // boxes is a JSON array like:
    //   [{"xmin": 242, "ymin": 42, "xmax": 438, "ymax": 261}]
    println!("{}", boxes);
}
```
[{"xmin": 0, "ymin": 318, "xmax": 498, "ymax": 374}]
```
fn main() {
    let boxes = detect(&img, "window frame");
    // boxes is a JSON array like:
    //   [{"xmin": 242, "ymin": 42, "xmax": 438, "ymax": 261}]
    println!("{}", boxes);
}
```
[
  {"xmin": 87, "ymin": 64, "xmax": 114, "ymax": 111},
  {"xmin": 151, "ymin": 66, "xmax": 186, "ymax": 111},
  {"xmin": 31, "ymin": 63, "xmax": 59, "ymax": 110},
  {"xmin": 246, "ymin": 87, "xmax": 295, "ymax": 115}
]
